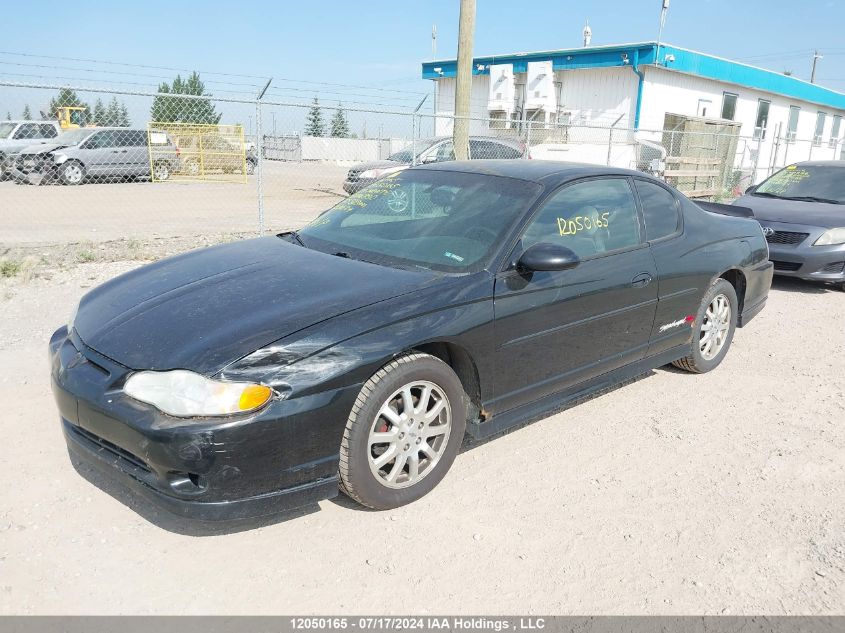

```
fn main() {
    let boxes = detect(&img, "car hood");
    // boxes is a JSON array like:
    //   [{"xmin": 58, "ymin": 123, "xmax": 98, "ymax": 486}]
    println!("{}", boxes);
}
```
[
  {"xmin": 74, "ymin": 237, "xmax": 439, "ymax": 374},
  {"xmin": 350, "ymin": 159, "xmax": 408, "ymax": 173},
  {"xmin": 17, "ymin": 142, "xmax": 69, "ymax": 156},
  {"xmin": 735, "ymin": 194, "xmax": 845, "ymax": 229},
  {"xmin": 0, "ymin": 138, "xmax": 54, "ymax": 152}
]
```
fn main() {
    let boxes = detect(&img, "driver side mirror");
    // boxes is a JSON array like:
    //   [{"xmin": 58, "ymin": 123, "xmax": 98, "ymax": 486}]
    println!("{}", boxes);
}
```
[
  {"xmin": 517, "ymin": 242, "xmax": 580, "ymax": 272},
  {"xmin": 421, "ymin": 153, "xmax": 438, "ymax": 164}
]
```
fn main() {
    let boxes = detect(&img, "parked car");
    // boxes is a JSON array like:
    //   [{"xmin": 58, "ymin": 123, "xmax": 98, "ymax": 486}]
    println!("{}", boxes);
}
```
[
  {"xmin": 176, "ymin": 134, "xmax": 255, "ymax": 176},
  {"xmin": 734, "ymin": 161, "xmax": 845, "ymax": 291},
  {"xmin": 13, "ymin": 127, "xmax": 179, "ymax": 185},
  {"xmin": 51, "ymin": 161, "xmax": 771, "ymax": 520},
  {"xmin": 342, "ymin": 136, "xmax": 526, "ymax": 193},
  {"xmin": 0, "ymin": 120, "xmax": 61, "ymax": 180}
]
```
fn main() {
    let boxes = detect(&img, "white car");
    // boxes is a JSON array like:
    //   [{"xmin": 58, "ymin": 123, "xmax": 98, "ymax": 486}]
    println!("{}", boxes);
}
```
[{"xmin": 0, "ymin": 120, "xmax": 62, "ymax": 180}]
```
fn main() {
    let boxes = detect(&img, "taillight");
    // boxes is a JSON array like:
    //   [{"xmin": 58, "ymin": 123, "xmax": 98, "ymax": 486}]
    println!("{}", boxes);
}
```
[{"xmin": 175, "ymin": 147, "xmax": 181, "ymax": 158}]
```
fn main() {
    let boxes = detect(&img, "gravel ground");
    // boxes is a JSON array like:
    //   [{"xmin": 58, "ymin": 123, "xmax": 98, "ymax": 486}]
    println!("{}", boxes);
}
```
[{"xmin": 0, "ymin": 256, "xmax": 843, "ymax": 615}]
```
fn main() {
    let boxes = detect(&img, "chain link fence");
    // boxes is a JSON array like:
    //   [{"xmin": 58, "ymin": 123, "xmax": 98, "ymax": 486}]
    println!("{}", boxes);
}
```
[{"xmin": 2, "ymin": 79, "xmax": 842, "ymax": 248}]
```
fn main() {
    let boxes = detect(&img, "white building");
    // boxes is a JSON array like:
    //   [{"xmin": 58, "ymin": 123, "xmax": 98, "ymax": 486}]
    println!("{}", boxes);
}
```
[{"xmin": 422, "ymin": 42, "xmax": 845, "ymax": 186}]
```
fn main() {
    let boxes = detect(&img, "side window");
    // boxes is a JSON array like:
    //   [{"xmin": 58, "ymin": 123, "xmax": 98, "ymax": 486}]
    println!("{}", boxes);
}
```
[
  {"xmin": 88, "ymin": 131, "xmax": 117, "ymax": 149},
  {"xmin": 469, "ymin": 140, "xmax": 499, "ymax": 159},
  {"xmin": 520, "ymin": 178, "xmax": 641, "ymax": 259},
  {"xmin": 635, "ymin": 180, "xmax": 681, "ymax": 241},
  {"xmin": 39, "ymin": 124, "xmax": 58, "ymax": 138},
  {"xmin": 433, "ymin": 141, "xmax": 455, "ymax": 162},
  {"xmin": 496, "ymin": 144, "xmax": 522, "ymax": 159},
  {"xmin": 13, "ymin": 124, "xmax": 40, "ymax": 139}
]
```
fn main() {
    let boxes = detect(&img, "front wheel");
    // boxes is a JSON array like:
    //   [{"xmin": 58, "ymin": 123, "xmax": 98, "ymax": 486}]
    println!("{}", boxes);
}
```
[
  {"xmin": 339, "ymin": 353, "xmax": 467, "ymax": 510},
  {"xmin": 672, "ymin": 278, "xmax": 738, "ymax": 373},
  {"xmin": 60, "ymin": 160, "xmax": 85, "ymax": 186}
]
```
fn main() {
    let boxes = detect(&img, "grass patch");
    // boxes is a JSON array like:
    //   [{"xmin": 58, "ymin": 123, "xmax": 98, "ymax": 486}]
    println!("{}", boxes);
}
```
[
  {"xmin": 0, "ymin": 259, "xmax": 22, "ymax": 278},
  {"xmin": 78, "ymin": 250, "xmax": 97, "ymax": 263}
]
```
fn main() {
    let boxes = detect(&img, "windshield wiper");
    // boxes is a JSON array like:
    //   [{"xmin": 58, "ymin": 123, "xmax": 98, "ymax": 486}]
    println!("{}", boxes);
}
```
[{"xmin": 777, "ymin": 195, "xmax": 844, "ymax": 205}]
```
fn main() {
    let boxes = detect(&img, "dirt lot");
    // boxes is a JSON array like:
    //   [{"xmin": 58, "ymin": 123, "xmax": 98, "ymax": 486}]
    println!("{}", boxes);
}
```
[
  {"xmin": 0, "ymin": 161, "xmax": 349, "ymax": 244},
  {"xmin": 0, "ymin": 242, "xmax": 843, "ymax": 614}
]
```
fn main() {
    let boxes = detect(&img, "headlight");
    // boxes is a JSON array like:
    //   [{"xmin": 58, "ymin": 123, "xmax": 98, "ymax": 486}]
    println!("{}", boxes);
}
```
[
  {"xmin": 67, "ymin": 301, "xmax": 79, "ymax": 333},
  {"xmin": 123, "ymin": 370, "xmax": 276, "ymax": 417},
  {"xmin": 813, "ymin": 228, "xmax": 845, "ymax": 246},
  {"xmin": 53, "ymin": 153, "xmax": 68, "ymax": 164},
  {"xmin": 359, "ymin": 166, "xmax": 404, "ymax": 179}
]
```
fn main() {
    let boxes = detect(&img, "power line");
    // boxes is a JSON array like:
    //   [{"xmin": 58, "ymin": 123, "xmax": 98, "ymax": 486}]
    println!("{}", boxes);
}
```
[{"xmin": 0, "ymin": 49, "xmax": 270, "ymax": 81}]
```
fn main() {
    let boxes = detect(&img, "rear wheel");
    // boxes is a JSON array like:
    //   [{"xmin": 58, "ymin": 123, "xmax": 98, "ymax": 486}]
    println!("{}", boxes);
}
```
[
  {"xmin": 673, "ymin": 279, "xmax": 738, "ymax": 373},
  {"xmin": 339, "ymin": 353, "xmax": 467, "ymax": 510},
  {"xmin": 60, "ymin": 160, "xmax": 85, "ymax": 186},
  {"xmin": 152, "ymin": 160, "xmax": 171, "ymax": 181}
]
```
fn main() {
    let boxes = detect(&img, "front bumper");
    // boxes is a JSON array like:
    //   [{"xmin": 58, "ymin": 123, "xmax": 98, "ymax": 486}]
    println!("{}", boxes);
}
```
[
  {"xmin": 759, "ymin": 220, "xmax": 845, "ymax": 282},
  {"xmin": 50, "ymin": 327, "xmax": 359, "ymax": 521},
  {"xmin": 11, "ymin": 154, "xmax": 56, "ymax": 184}
]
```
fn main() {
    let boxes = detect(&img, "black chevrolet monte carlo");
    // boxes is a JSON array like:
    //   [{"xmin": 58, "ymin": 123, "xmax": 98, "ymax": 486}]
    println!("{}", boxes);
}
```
[{"xmin": 50, "ymin": 161, "xmax": 773, "ymax": 520}]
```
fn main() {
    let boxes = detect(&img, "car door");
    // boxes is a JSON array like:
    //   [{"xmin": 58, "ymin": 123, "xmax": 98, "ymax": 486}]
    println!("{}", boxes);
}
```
[
  {"xmin": 79, "ymin": 130, "xmax": 120, "ymax": 178},
  {"xmin": 121, "ymin": 130, "xmax": 150, "ymax": 177},
  {"xmin": 492, "ymin": 177, "xmax": 658, "ymax": 413},
  {"xmin": 631, "ymin": 178, "xmax": 701, "ymax": 356}
]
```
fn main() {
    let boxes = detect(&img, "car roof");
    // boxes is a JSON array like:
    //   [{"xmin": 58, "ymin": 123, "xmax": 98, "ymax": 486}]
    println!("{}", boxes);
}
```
[
  {"xmin": 413, "ymin": 159, "xmax": 653, "ymax": 185},
  {"xmin": 789, "ymin": 160, "xmax": 845, "ymax": 167}
]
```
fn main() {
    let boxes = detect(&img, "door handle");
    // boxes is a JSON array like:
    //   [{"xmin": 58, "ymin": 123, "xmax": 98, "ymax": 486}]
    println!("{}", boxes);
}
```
[{"xmin": 631, "ymin": 272, "xmax": 653, "ymax": 287}]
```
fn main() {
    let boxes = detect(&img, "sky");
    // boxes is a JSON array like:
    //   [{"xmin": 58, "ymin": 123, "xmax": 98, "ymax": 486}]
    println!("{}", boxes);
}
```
[{"xmin": 2, "ymin": 0, "xmax": 845, "ymax": 135}]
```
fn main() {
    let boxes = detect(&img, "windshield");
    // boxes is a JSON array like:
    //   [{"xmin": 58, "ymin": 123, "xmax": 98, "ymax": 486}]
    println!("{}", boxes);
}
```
[
  {"xmin": 296, "ymin": 170, "xmax": 541, "ymax": 272},
  {"xmin": 387, "ymin": 139, "xmax": 437, "ymax": 163},
  {"xmin": 0, "ymin": 122, "xmax": 16, "ymax": 139},
  {"xmin": 53, "ymin": 129, "xmax": 94, "ymax": 146},
  {"xmin": 754, "ymin": 164, "xmax": 845, "ymax": 204}
]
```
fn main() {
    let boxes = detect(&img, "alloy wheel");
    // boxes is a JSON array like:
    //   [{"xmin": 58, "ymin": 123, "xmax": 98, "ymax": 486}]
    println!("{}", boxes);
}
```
[
  {"xmin": 367, "ymin": 380, "xmax": 452, "ymax": 489},
  {"xmin": 700, "ymin": 293, "xmax": 731, "ymax": 360}
]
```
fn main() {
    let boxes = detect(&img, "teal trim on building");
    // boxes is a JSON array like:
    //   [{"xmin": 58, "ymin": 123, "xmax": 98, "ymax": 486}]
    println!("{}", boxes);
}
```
[{"xmin": 421, "ymin": 42, "xmax": 845, "ymax": 113}]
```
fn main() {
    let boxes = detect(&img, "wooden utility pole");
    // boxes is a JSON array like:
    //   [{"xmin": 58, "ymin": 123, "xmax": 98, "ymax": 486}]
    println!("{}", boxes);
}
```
[
  {"xmin": 453, "ymin": 0, "xmax": 476, "ymax": 160},
  {"xmin": 811, "ymin": 50, "xmax": 822, "ymax": 84}
]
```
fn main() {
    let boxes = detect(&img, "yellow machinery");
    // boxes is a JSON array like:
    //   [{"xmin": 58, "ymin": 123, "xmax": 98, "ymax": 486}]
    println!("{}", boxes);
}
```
[{"xmin": 56, "ymin": 106, "xmax": 87, "ymax": 129}]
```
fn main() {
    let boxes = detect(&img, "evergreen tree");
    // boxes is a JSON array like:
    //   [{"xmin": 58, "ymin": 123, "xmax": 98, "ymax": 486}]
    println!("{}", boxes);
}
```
[
  {"xmin": 49, "ymin": 88, "xmax": 88, "ymax": 119},
  {"xmin": 305, "ymin": 97, "xmax": 325, "ymax": 137},
  {"xmin": 91, "ymin": 99, "xmax": 106, "ymax": 126},
  {"xmin": 22, "ymin": 105, "xmax": 32, "ymax": 120},
  {"xmin": 5, "ymin": 111, "xmax": 11, "ymax": 120},
  {"xmin": 330, "ymin": 104, "xmax": 350, "ymax": 138},
  {"xmin": 119, "ymin": 103, "xmax": 131, "ymax": 127},
  {"xmin": 105, "ymin": 97, "xmax": 122, "ymax": 126},
  {"xmin": 150, "ymin": 72, "xmax": 221, "ymax": 124}
]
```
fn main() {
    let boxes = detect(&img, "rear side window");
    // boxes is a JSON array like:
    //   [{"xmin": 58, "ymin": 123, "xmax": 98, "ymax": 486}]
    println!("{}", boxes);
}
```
[
  {"xmin": 13, "ymin": 123, "xmax": 42, "ymax": 139},
  {"xmin": 635, "ymin": 180, "xmax": 680, "ymax": 241},
  {"xmin": 520, "ymin": 178, "xmax": 642, "ymax": 259},
  {"xmin": 39, "ymin": 124, "xmax": 58, "ymax": 138}
]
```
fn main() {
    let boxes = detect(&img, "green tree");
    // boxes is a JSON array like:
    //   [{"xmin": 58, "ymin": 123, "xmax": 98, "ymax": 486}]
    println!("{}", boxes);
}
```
[
  {"xmin": 119, "ymin": 103, "xmax": 131, "ymax": 127},
  {"xmin": 330, "ymin": 104, "xmax": 350, "ymax": 138},
  {"xmin": 105, "ymin": 97, "xmax": 122, "ymax": 126},
  {"xmin": 305, "ymin": 97, "xmax": 325, "ymax": 137},
  {"xmin": 48, "ymin": 88, "xmax": 88, "ymax": 119},
  {"xmin": 5, "ymin": 111, "xmax": 11, "ymax": 120},
  {"xmin": 150, "ymin": 72, "xmax": 221, "ymax": 124},
  {"xmin": 22, "ymin": 105, "xmax": 32, "ymax": 120},
  {"xmin": 91, "ymin": 98, "xmax": 106, "ymax": 126}
]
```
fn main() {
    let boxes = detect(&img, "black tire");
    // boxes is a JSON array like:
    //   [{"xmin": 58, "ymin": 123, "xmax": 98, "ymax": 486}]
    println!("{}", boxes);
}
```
[
  {"xmin": 673, "ymin": 278, "xmax": 738, "ymax": 373},
  {"xmin": 339, "ymin": 353, "xmax": 467, "ymax": 510},
  {"xmin": 152, "ymin": 160, "xmax": 171, "ymax": 182},
  {"xmin": 59, "ymin": 160, "xmax": 85, "ymax": 186}
]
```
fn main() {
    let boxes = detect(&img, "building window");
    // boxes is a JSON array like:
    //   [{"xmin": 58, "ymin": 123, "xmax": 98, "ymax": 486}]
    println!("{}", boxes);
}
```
[
  {"xmin": 829, "ymin": 115, "xmax": 841, "ymax": 148},
  {"xmin": 721, "ymin": 92, "xmax": 738, "ymax": 120},
  {"xmin": 754, "ymin": 99, "xmax": 770, "ymax": 140},
  {"xmin": 813, "ymin": 111, "xmax": 826, "ymax": 146},
  {"xmin": 786, "ymin": 106, "xmax": 800, "ymax": 143}
]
